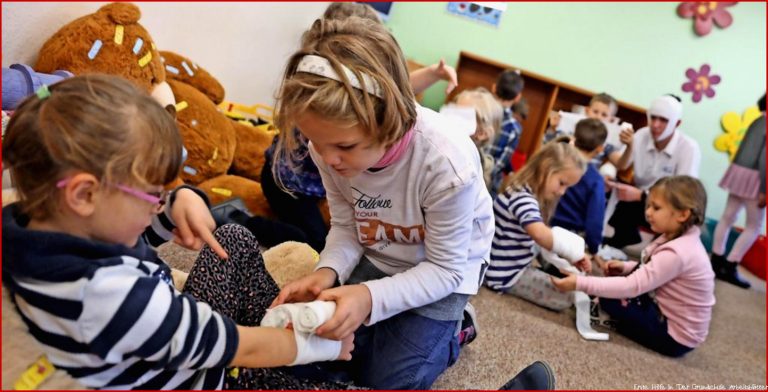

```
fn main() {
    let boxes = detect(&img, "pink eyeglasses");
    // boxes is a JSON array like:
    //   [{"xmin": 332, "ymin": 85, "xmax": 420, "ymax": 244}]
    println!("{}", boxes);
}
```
[{"xmin": 56, "ymin": 178, "xmax": 167, "ymax": 211}]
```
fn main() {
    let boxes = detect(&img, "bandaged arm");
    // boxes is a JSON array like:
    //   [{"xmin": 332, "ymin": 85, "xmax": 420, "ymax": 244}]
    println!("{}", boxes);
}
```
[
  {"xmin": 232, "ymin": 324, "xmax": 341, "ymax": 368},
  {"xmin": 525, "ymin": 223, "xmax": 585, "ymax": 263}
]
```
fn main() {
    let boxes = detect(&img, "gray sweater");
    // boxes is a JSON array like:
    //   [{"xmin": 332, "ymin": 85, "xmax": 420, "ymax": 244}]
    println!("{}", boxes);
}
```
[{"xmin": 732, "ymin": 114, "xmax": 766, "ymax": 193}]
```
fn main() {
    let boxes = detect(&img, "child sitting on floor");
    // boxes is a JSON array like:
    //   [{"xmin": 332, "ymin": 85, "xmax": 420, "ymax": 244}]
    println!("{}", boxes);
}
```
[
  {"xmin": 485, "ymin": 141, "xmax": 591, "ymax": 311},
  {"xmin": 1, "ymin": 75, "xmax": 354, "ymax": 390},
  {"xmin": 551, "ymin": 175, "xmax": 715, "ymax": 357}
]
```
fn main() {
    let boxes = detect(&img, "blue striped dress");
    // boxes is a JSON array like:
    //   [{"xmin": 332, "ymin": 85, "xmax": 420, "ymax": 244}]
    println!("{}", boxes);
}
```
[
  {"xmin": 2, "ymin": 200, "xmax": 237, "ymax": 390},
  {"xmin": 485, "ymin": 186, "xmax": 542, "ymax": 290}
]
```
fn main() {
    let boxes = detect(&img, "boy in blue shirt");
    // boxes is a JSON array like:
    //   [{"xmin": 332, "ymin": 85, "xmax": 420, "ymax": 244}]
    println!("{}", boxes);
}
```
[
  {"xmin": 550, "ymin": 118, "xmax": 608, "ymax": 255},
  {"xmin": 487, "ymin": 69, "xmax": 525, "ymax": 193}
]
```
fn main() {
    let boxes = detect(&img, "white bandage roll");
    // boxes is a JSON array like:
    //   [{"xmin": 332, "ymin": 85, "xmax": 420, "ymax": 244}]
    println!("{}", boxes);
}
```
[
  {"xmin": 260, "ymin": 304, "xmax": 302, "ymax": 329},
  {"xmin": 574, "ymin": 291, "xmax": 609, "ymax": 341},
  {"xmin": 540, "ymin": 248, "xmax": 580, "ymax": 275},
  {"xmin": 599, "ymin": 163, "xmax": 617, "ymax": 179},
  {"xmin": 551, "ymin": 227, "xmax": 586, "ymax": 262},
  {"xmin": 296, "ymin": 301, "xmax": 336, "ymax": 333},
  {"xmin": 289, "ymin": 331, "xmax": 342, "ymax": 366}
]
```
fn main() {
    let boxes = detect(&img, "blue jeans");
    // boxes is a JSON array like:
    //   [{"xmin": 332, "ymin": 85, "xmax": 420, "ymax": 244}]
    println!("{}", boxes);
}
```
[
  {"xmin": 288, "ymin": 310, "xmax": 460, "ymax": 389},
  {"xmin": 600, "ymin": 294, "xmax": 693, "ymax": 358}
]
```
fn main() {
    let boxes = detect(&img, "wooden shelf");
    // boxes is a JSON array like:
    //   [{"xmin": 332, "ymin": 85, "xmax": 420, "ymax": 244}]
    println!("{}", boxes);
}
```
[{"xmin": 448, "ymin": 51, "xmax": 647, "ymax": 156}]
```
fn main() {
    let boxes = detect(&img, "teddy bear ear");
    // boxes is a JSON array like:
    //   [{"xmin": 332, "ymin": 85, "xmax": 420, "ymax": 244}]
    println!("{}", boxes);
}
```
[{"xmin": 98, "ymin": 2, "xmax": 141, "ymax": 25}]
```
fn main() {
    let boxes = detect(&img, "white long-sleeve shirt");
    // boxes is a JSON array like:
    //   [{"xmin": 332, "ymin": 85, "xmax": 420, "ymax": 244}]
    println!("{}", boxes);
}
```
[{"xmin": 310, "ymin": 105, "xmax": 494, "ymax": 325}]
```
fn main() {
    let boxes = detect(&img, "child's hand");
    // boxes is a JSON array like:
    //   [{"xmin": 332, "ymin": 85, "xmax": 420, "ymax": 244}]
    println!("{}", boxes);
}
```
[
  {"xmin": 337, "ymin": 332, "xmax": 355, "ymax": 361},
  {"xmin": 170, "ymin": 188, "xmax": 227, "ymax": 259},
  {"xmin": 314, "ymin": 284, "xmax": 372, "ymax": 341},
  {"xmin": 602, "ymin": 260, "xmax": 625, "ymax": 276},
  {"xmin": 573, "ymin": 256, "xmax": 592, "ymax": 273},
  {"xmin": 615, "ymin": 183, "xmax": 643, "ymax": 202},
  {"xmin": 619, "ymin": 125, "xmax": 635, "ymax": 147},
  {"xmin": 550, "ymin": 273, "xmax": 577, "ymax": 292},
  {"xmin": 434, "ymin": 59, "xmax": 458, "ymax": 94},
  {"xmin": 271, "ymin": 268, "xmax": 337, "ymax": 308}
]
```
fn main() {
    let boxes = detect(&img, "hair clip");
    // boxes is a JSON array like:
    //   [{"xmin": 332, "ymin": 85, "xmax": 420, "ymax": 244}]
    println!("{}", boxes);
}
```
[{"xmin": 35, "ymin": 85, "xmax": 51, "ymax": 100}]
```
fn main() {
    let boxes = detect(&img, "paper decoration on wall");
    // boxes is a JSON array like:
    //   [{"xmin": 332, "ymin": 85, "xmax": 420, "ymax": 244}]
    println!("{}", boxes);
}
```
[
  {"xmin": 677, "ymin": 2, "xmax": 737, "ymax": 36},
  {"xmin": 364, "ymin": 2, "xmax": 393, "ymax": 22},
  {"xmin": 447, "ymin": 2, "xmax": 506, "ymax": 27},
  {"xmin": 681, "ymin": 64, "xmax": 720, "ymax": 103},
  {"xmin": 714, "ymin": 105, "xmax": 760, "ymax": 160}
]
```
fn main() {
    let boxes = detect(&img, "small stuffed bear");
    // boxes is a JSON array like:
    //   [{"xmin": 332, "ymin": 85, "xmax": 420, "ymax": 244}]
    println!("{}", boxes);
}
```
[{"xmin": 34, "ymin": 2, "xmax": 277, "ymax": 216}]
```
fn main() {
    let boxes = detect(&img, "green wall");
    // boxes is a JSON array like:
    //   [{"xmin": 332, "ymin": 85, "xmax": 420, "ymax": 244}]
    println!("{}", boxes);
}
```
[{"xmin": 386, "ymin": 2, "xmax": 767, "ymax": 227}]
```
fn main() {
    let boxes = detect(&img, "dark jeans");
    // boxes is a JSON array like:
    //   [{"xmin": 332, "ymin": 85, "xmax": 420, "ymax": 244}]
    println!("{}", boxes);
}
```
[
  {"xmin": 600, "ymin": 294, "xmax": 693, "ymax": 358},
  {"xmin": 261, "ymin": 161, "xmax": 328, "ymax": 252},
  {"xmin": 290, "ymin": 310, "xmax": 460, "ymax": 389},
  {"xmin": 605, "ymin": 199, "xmax": 652, "ymax": 248}
]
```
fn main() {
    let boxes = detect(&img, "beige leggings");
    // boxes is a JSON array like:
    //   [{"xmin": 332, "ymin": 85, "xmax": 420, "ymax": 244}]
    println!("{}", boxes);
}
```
[{"xmin": 506, "ymin": 266, "xmax": 573, "ymax": 311}]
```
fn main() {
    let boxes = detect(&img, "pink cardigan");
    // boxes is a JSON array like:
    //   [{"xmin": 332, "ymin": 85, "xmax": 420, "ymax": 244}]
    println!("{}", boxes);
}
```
[{"xmin": 577, "ymin": 227, "xmax": 715, "ymax": 348}]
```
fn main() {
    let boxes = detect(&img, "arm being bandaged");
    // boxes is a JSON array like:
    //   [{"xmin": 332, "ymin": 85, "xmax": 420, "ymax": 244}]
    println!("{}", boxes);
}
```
[
  {"xmin": 289, "ymin": 330, "xmax": 342, "ymax": 365},
  {"xmin": 551, "ymin": 227, "xmax": 585, "ymax": 262},
  {"xmin": 260, "ymin": 301, "xmax": 341, "ymax": 365},
  {"xmin": 261, "ymin": 303, "xmax": 302, "ymax": 329}
]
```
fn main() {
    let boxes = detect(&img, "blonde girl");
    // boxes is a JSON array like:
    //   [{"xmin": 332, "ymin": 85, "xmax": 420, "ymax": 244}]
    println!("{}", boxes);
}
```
[
  {"xmin": 270, "ymin": 17, "xmax": 494, "ymax": 389},
  {"xmin": 2, "ymin": 75, "xmax": 353, "ymax": 390},
  {"xmin": 552, "ymin": 175, "xmax": 715, "ymax": 357},
  {"xmin": 486, "ymin": 141, "xmax": 590, "ymax": 310},
  {"xmin": 453, "ymin": 87, "xmax": 504, "ymax": 191}
]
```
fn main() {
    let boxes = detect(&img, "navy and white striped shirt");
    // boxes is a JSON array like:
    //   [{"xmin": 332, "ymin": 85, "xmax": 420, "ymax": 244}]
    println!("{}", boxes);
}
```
[
  {"xmin": 2, "ymin": 200, "xmax": 238, "ymax": 390},
  {"xmin": 485, "ymin": 186, "xmax": 542, "ymax": 290}
]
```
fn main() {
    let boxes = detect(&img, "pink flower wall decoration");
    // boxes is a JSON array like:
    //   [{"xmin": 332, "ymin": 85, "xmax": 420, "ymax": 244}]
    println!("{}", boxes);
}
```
[
  {"xmin": 682, "ymin": 64, "xmax": 720, "ymax": 103},
  {"xmin": 677, "ymin": 2, "xmax": 737, "ymax": 36}
]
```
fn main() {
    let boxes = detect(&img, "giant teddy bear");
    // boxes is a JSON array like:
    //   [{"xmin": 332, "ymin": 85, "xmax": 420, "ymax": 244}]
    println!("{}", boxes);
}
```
[{"xmin": 34, "ymin": 2, "xmax": 277, "ymax": 217}]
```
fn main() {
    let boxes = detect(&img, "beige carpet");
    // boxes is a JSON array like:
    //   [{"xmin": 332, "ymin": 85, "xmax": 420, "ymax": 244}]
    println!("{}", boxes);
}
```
[{"xmin": 159, "ymin": 243, "xmax": 766, "ymax": 390}]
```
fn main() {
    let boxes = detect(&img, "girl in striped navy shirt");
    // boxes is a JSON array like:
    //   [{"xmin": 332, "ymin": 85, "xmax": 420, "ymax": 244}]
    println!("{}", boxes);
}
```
[
  {"xmin": 2, "ymin": 75, "xmax": 353, "ymax": 390},
  {"xmin": 485, "ymin": 141, "xmax": 592, "ymax": 310}
]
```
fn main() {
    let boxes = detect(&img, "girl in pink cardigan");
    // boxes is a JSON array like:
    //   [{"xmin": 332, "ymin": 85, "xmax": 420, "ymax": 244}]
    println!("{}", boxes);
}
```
[{"xmin": 552, "ymin": 175, "xmax": 715, "ymax": 357}]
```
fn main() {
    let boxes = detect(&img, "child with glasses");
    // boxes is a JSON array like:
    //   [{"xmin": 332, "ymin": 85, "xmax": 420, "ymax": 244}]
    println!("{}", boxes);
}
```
[{"xmin": 1, "ymin": 75, "xmax": 356, "ymax": 390}]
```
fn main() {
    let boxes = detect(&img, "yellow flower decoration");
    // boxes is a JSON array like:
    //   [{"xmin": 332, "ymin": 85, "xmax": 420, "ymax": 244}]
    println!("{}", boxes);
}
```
[{"xmin": 715, "ymin": 106, "xmax": 761, "ymax": 160}]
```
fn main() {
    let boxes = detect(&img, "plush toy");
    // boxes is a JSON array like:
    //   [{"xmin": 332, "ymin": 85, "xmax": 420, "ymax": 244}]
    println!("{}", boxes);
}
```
[{"xmin": 33, "ymin": 2, "xmax": 277, "ymax": 216}]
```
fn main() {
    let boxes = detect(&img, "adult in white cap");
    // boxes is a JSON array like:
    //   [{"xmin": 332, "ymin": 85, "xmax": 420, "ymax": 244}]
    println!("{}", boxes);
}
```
[{"xmin": 604, "ymin": 94, "xmax": 701, "ymax": 250}]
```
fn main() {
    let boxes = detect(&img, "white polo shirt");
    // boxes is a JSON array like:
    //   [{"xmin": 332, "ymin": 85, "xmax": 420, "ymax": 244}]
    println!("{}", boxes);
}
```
[{"xmin": 630, "ymin": 127, "xmax": 701, "ymax": 189}]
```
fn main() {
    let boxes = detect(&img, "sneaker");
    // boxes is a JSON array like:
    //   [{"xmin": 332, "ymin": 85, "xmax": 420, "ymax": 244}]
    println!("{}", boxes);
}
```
[
  {"xmin": 597, "ymin": 244, "xmax": 629, "ymax": 261},
  {"xmin": 499, "ymin": 360, "xmax": 556, "ymax": 390},
  {"xmin": 589, "ymin": 298, "xmax": 618, "ymax": 331},
  {"xmin": 458, "ymin": 302, "xmax": 479, "ymax": 347},
  {"xmin": 210, "ymin": 197, "xmax": 253, "ymax": 228}
]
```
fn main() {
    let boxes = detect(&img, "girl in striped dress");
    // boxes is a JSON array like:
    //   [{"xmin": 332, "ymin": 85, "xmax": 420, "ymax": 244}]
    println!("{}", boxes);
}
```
[{"xmin": 485, "ymin": 141, "xmax": 591, "ymax": 310}]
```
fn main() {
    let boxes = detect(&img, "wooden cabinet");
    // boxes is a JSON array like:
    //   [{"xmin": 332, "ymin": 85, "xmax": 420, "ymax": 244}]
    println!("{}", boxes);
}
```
[{"xmin": 448, "ymin": 51, "xmax": 648, "ymax": 157}]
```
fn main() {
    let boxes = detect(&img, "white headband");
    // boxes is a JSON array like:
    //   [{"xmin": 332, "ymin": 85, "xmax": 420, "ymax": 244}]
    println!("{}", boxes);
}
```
[
  {"xmin": 647, "ymin": 95, "xmax": 683, "ymax": 141},
  {"xmin": 296, "ymin": 54, "xmax": 383, "ymax": 98}
]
